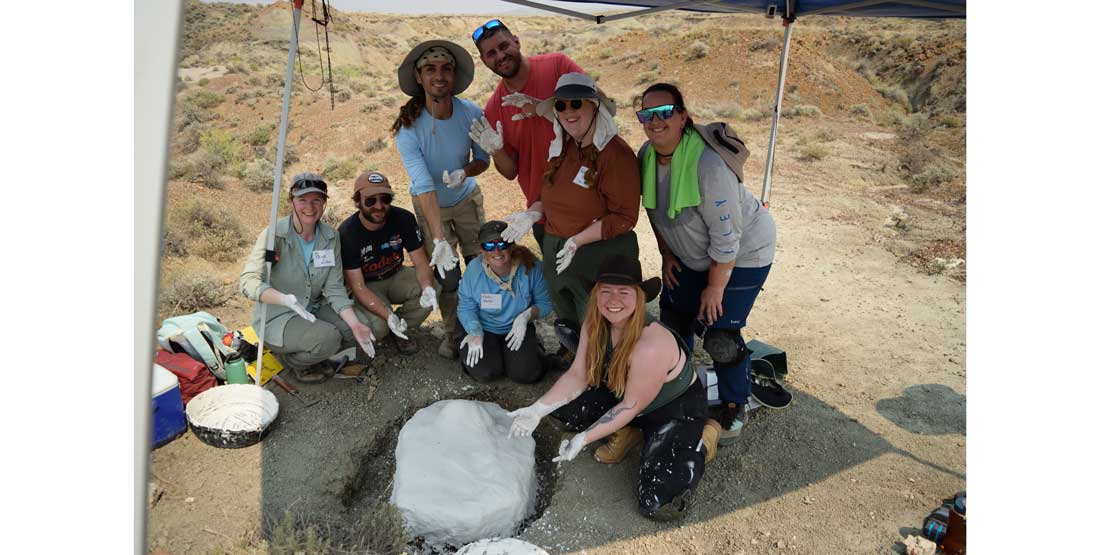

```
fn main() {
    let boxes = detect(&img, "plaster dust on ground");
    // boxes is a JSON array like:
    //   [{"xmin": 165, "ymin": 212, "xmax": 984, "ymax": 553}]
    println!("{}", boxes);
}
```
[{"xmin": 149, "ymin": 3, "xmax": 964, "ymax": 554}]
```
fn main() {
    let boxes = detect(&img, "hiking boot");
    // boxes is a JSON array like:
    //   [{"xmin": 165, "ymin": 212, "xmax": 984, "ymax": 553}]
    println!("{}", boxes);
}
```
[
  {"xmin": 718, "ymin": 402, "xmax": 749, "ymax": 445},
  {"xmin": 291, "ymin": 362, "xmax": 335, "ymax": 384},
  {"xmin": 702, "ymin": 418, "xmax": 721, "ymax": 464},
  {"xmin": 437, "ymin": 333, "xmax": 459, "ymax": 360},
  {"xmin": 593, "ymin": 426, "xmax": 643, "ymax": 464},
  {"xmin": 391, "ymin": 334, "xmax": 418, "ymax": 356}
]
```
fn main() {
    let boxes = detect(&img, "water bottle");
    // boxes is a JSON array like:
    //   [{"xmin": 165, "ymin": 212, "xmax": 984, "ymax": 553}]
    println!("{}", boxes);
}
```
[{"xmin": 225, "ymin": 352, "xmax": 249, "ymax": 385}]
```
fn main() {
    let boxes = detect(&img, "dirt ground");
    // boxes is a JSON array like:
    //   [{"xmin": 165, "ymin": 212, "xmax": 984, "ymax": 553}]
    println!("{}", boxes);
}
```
[
  {"xmin": 148, "ymin": 6, "xmax": 964, "ymax": 554},
  {"xmin": 148, "ymin": 124, "xmax": 964, "ymax": 555}
]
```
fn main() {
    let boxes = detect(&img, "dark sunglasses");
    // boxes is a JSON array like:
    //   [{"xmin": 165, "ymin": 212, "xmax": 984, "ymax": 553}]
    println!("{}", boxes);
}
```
[
  {"xmin": 472, "ymin": 19, "xmax": 503, "ymax": 42},
  {"xmin": 636, "ymin": 104, "xmax": 678, "ymax": 123},
  {"xmin": 481, "ymin": 240, "xmax": 511, "ymax": 252},
  {"xmin": 363, "ymin": 194, "xmax": 393, "ymax": 208},
  {"xmin": 554, "ymin": 99, "xmax": 586, "ymax": 112},
  {"xmin": 291, "ymin": 178, "xmax": 328, "ymax": 193}
]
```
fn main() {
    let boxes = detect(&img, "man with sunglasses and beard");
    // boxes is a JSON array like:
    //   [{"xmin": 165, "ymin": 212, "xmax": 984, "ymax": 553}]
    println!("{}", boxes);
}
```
[
  {"xmin": 467, "ymin": 19, "xmax": 586, "ymax": 248},
  {"xmin": 338, "ymin": 172, "xmax": 441, "ymax": 357},
  {"xmin": 393, "ymin": 40, "xmax": 491, "ymax": 360}
]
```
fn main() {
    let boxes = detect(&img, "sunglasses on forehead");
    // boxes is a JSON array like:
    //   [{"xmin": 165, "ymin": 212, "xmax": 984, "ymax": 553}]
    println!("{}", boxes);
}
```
[
  {"xmin": 554, "ymin": 99, "xmax": 586, "ymax": 112},
  {"xmin": 635, "ymin": 104, "xmax": 678, "ymax": 123},
  {"xmin": 363, "ymin": 194, "xmax": 393, "ymax": 208},
  {"xmin": 291, "ymin": 178, "xmax": 328, "ymax": 192},
  {"xmin": 472, "ymin": 19, "xmax": 503, "ymax": 42},
  {"xmin": 481, "ymin": 240, "xmax": 511, "ymax": 252}
]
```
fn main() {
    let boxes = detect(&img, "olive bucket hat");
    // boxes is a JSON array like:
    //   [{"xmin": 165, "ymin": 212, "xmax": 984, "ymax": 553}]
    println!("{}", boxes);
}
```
[{"xmin": 397, "ymin": 40, "xmax": 475, "ymax": 97}]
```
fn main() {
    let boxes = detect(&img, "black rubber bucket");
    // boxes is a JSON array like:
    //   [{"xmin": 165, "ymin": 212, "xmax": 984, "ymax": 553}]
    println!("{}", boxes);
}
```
[{"xmin": 185, "ymin": 384, "xmax": 280, "ymax": 449}]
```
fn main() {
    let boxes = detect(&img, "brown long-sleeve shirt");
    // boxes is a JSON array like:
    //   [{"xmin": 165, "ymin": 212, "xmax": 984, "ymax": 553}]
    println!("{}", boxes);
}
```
[{"xmin": 542, "ymin": 135, "xmax": 641, "ymax": 239}]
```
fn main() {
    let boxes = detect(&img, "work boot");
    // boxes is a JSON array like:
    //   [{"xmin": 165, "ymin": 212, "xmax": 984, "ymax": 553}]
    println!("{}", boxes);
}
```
[
  {"xmin": 593, "ymin": 426, "xmax": 643, "ymax": 464},
  {"xmin": 702, "ymin": 418, "xmax": 721, "ymax": 464},
  {"xmin": 391, "ymin": 334, "xmax": 418, "ymax": 356},
  {"xmin": 718, "ymin": 402, "xmax": 749, "ymax": 445},
  {"xmin": 437, "ymin": 332, "xmax": 459, "ymax": 360},
  {"xmin": 291, "ymin": 362, "xmax": 335, "ymax": 384}
]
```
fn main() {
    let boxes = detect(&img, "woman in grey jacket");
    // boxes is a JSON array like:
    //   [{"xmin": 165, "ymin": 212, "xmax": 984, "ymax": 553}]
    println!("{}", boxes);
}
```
[
  {"xmin": 635, "ymin": 83, "xmax": 777, "ymax": 444},
  {"xmin": 240, "ymin": 173, "xmax": 376, "ymax": 383}
]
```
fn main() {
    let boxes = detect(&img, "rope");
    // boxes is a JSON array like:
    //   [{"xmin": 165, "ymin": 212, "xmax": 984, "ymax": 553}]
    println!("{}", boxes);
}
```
[{"xmin": 294, "ymin": 0, "xmax": 336, "ymax": 111}]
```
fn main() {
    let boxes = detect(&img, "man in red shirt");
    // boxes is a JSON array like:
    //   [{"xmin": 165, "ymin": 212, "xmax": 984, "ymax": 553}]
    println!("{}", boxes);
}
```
[{"xmin": 469, "ymin": 19, "xmax": 585, "ymax": 247}]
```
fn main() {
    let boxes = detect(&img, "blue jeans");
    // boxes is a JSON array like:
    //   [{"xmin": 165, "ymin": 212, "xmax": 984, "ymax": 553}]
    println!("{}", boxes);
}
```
[{"xmin": 659, "ymin": 260, "xmax": 772, "ymax": 404}]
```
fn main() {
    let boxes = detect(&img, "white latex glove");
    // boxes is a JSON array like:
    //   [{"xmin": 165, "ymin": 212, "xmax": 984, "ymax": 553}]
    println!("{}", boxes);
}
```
[
  {"xmin": 469, "ymin": 116, "xmax": 504, "ymax": 154},
  {"xmin": 506, "ymin": 401, "xmax": 557, "ymax": 438},
  {"xmin": 419, "ymin": 286, "xmax": 439, "ymax": 313},
  {"xmin": 552, "ymin": 432, "xmax": 588, "ymax": 463},
  {"xmin": 349, "ymin": 321, "xmax": 376, "ymax": 358},
  {"xmin": 460, "ymin": 335, "xmax": 483, "ymax": 368},
  {"xmin": 506, "ymin": 307, "xmax": 534, "ymax": 351},
  {"xmin": 555, "ymin": 237, "xmax": 579, "ymax": 274},
  {"xmin": 279, "ymin": 293, "xmax": 316, "ymax": 323},
  {"xmin": 429, "ymin": 238, "xmax": 458, "ymax": 280},
  {"xmin": 442, "ymin": 168, "xmax": 466, "ymax": 189},
  {"xmin": 502, "ymin": 92, "xmax": 540, "ymax": 120},
  {"xmin": 501, "ymin": 209, "xmax": 542, "ymax": 243},
  {"xmin": 386, "ymin": 312, "xmax": 409, "ymax": 341}
]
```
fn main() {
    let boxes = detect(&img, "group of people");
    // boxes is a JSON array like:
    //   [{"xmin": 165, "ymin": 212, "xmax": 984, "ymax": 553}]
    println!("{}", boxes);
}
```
[{"xmin": 238, "ymin": 19, "xmax": 775, "ymax": 521}]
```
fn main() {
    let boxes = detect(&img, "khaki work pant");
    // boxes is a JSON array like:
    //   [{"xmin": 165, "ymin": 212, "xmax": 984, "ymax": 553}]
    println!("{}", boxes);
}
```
[
  {"xmin": 268, "ymin": 303, "xmax": 358, "ymax": 371},
  {"xmin": 352, "ymin": 266, "xmax": 440, "ymax": 341},
  {"xmin": 411, "ymin": 186, "xmax": 485, "ymax": 336}
]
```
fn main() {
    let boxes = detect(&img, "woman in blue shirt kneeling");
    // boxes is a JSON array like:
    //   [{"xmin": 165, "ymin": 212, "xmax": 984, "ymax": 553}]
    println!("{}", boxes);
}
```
[{"xmin": 457, "ymin": 221, "xmax": 553, "ymax": 383}]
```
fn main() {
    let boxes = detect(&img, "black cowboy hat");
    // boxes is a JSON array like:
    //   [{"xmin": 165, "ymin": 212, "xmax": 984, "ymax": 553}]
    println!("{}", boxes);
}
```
[{"xmin": 594, "ymin": 255, "xmax": 661, "ymax": 303}]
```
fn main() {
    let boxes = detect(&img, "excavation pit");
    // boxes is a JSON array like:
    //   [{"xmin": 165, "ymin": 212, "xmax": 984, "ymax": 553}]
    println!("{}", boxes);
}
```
[{"xmin": 340, "ymin": 391, "xmax": 566, "ymax": 553}]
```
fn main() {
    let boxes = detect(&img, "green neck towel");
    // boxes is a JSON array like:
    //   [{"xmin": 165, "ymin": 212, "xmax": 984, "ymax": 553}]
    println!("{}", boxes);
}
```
[{"xmin": 642, "ymin": 127, "xmax": 705, "ymax": 219}]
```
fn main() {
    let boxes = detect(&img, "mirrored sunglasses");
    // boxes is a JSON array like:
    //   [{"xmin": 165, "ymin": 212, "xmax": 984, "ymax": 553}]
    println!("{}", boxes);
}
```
[
  {"xmin": 481, "ymin": 240, "xmax": 511, "ymax": 252},
  {"xmin": 635, "ymin": 104, "xmax": 677, "ymax": 123},
  {"xmin": 472, "ymin": 19, "xmax": 503, "ymax": 42},
  {"xmin": 363, "ymin": 194, "xmax": 393, "ymax": 208},
  {"xmin": 554, "ymin": 99, "xmax": 585, "ymax": 112}
]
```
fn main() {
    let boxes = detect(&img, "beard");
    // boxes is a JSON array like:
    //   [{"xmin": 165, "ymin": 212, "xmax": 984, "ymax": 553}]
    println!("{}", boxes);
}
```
[
  {"xmin": 361, "ymin": 206, "xmax": 388, "ymax": 224},
  {"xmin": 490, "ymin": 54, "xmax": 520, "ymax": 79}
]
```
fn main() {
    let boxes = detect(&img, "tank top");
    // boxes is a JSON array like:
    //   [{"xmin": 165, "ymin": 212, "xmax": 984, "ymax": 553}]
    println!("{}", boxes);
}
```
[{"xmin": 601, "ymin": 321, "xmax": 695, "ymax": 415}]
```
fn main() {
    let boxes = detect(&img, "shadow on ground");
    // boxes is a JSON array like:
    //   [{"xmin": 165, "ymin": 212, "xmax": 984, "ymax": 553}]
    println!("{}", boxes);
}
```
[
  {"xmin": 876, "ymin": 383, "xmax": 966, "ymax": 436},
  {"xmin": 249, "ymin": 326, "xmax": 961, "ymax": 553}
]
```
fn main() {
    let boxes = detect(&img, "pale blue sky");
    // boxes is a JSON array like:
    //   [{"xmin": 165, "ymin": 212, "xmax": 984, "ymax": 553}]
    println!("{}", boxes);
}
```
[{"xmin": 210, "ymin": 0, "xmax": 632, "ymax": 15}]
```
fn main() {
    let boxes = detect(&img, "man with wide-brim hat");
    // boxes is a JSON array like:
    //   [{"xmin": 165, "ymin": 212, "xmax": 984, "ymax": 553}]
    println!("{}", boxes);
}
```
[{"xmin": 390, "ymin": 40, "xmax": 490, "ymax": 360}]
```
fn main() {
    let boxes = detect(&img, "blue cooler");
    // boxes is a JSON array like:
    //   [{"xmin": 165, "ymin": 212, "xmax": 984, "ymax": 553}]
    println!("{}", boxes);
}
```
[{"xmin": 152, "ymin": 363, "xmax": 187, "ymax": 448}]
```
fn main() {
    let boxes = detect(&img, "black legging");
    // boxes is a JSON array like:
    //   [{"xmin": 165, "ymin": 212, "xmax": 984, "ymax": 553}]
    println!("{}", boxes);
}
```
[{"xmin": 551, "ymin": 378, "xmax": 709, "ymax": 519}]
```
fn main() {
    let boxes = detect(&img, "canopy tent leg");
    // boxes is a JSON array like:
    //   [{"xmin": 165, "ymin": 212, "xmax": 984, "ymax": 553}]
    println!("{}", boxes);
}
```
[
  {"xmin": 761, "ymin": 17, "xmax": 795, "ymax": 208},
  {"xmin": 255, "ymin": 0, "xmax": 304, "ymax": 388}
]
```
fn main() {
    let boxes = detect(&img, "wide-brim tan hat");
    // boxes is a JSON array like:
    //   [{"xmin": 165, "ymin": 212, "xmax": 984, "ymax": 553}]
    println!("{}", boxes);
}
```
[
  {"xmin": 397, "ymin": 40, "xmax": 475, "ymax": 97},
  {"xmin": 535, "ymin": 72, "xmax": 616, "ymax": 120}
]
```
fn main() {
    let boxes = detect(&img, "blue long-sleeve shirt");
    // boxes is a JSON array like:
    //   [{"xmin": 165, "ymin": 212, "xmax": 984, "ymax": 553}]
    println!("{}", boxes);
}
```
[
  {"xmin": 395, "ymin": 97, "xmax": 489, "ymax": 208},
  {"xmin": 458, "ymin": 257, "xmax": 553, "ymax": 336}
]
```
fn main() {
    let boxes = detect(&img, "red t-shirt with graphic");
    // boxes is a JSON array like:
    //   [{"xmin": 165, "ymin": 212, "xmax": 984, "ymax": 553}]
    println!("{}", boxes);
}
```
[{"xmin": 484, "ymin": 52, "xmax": 585, "ymax": 208}]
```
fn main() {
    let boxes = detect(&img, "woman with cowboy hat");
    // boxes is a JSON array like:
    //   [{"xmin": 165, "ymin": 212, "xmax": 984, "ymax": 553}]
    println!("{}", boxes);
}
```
[
  {"xmin": 506, "ymin": 72, "xmax": 640, "ymax": 343},
  {"xmin": 392, "ymin": 39, "xmax": 491, "ymax": 360},
  {"xmin": 455, "ymin": 220, "xmax": 553, "ymax": 384},
  {"xmin": 239, "ymin": 173, "xmax": 377, "ymax": 384},
  {"xmin": 506, "ymin": 255, "xmax": 721, "ymax": 521},
  {"xmin": 635, "ymin": 82, "xmax": 777, "ymax": 444}
]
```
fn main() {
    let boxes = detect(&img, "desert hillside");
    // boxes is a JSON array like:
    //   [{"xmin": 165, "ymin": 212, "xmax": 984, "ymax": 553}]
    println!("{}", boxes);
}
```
[{"xmin": 159, "ymin": 0, "xmax": 965, "ymax": 326}]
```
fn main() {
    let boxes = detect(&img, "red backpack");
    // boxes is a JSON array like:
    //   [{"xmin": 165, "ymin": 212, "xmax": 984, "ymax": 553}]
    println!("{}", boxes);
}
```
[{"xmin": 154, "ymin": 350, "xmax": 216, "ymax": 405}]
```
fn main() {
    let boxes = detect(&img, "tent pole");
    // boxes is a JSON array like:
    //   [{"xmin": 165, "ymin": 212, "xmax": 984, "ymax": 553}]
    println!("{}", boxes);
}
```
[
  {"xmin": 761, "ymin": 17, "xmax": 795, "ymax": 208},
  {"xmin": 255, "ymin": 0, "xmax": 304, "ymax": 389}
]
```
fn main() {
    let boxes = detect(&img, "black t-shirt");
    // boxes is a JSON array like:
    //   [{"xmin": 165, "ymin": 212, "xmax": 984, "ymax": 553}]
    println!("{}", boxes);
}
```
[{"xmin": 338, "ymin": 207, "xmax": 424, "ymax": 282}]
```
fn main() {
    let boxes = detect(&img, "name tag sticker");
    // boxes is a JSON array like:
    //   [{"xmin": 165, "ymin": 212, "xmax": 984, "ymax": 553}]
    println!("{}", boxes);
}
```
[
  {"xmin": 480, "ymin": 293, "xmax": 503, "ymax": 310},
  {"xmin": 572, "ymin": 166, "xmax": 590, "ymax": 188},
  {"xmin": 312, "ymin": 249, "xmax": 336, "ymax": 268}
]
